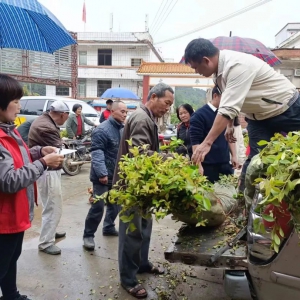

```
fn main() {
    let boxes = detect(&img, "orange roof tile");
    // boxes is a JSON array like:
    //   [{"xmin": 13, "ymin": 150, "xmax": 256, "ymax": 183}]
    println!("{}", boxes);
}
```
[{"xmin": 137, "ymin": 62, "xmax": 196, "ymax": 74}]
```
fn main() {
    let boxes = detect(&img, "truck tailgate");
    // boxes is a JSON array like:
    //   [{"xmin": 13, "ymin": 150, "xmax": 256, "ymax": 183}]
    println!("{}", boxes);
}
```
[{"xmin": 164, "ymin": 224, "xmax": 247, "ymax": 269}]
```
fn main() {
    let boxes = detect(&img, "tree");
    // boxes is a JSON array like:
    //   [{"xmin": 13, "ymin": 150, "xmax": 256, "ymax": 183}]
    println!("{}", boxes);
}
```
[{"xmin": 175, "ymin": 87, "xmax": 207, "ymax": 110}]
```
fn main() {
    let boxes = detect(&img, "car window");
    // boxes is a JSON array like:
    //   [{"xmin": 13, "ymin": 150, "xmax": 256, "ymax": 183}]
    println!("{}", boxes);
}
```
[
  {"xmin": 46, "ymin": 100, "xmax": 55, "ymax": 111},
  {"xmin": 22, "ymin": 99, "xmax": 46, "ymax": 115},
  {"xmin": 20, "ymin": 99, "xmax": 28, "ymax": 114}
]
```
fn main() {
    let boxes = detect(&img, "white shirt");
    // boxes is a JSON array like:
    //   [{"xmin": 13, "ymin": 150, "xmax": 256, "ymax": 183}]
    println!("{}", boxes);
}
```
[{"xmin": 215, "ymin": 50, "xmax": 297, "ymax": 121}]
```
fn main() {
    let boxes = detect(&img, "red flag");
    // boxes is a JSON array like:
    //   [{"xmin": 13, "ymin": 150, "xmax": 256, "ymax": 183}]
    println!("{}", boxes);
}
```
[{"xmin": 82, "ymin": 1, "xmax": 86, "ymax": 23}]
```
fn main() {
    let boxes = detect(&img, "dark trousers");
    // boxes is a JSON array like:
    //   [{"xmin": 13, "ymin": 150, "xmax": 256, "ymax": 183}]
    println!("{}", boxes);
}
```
[
  {"xmin": 203, "ymin": 162, "xmax": 234, "ymax": 183},
  {"xmin": 83, "ymin": 182, "xmax": 119, "ymax": 237},
  {"xmin": 0, "ymin": 232, "xmax": 24, "ymax": 300},
  {"xmin": 240, "ymin": 95, "xmax": 300, "ymax": 191},
  {"xmin": 119, "ymin": 214, "xmax": 153, "ymax": 287}
]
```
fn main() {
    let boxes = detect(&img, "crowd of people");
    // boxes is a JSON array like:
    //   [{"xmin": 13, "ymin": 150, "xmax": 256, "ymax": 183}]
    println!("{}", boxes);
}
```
[{"xmin": 1, "ymin": 36, "xmax": 300, "ymax": 300}]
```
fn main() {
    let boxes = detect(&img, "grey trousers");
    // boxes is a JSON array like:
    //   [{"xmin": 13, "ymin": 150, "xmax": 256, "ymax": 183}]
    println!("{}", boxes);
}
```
[{"xmin": 118, "ymin": 213, "xmax": 153, "ymax": 287}]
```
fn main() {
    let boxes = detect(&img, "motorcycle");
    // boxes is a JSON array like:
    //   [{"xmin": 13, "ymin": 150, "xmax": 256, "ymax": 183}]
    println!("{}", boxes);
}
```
[{"xmin": 62, "ymin": 128, "xmax": 93, "ymax": 176}]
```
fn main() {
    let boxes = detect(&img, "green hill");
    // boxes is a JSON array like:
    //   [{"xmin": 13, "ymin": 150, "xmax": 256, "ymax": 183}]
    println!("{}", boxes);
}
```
[{"xmin": 175, "ymin": 87, "xmax": 207, "ymax": 110}]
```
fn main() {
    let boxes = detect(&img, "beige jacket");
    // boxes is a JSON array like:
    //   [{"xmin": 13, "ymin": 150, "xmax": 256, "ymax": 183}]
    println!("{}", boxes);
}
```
[{"xmin": 215, "ymin": 50, "xmax": 297, "ymax": 121}]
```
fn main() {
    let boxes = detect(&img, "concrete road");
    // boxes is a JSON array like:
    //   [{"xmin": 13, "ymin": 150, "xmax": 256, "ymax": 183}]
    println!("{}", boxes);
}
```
[{"xmin": 15, "ymin": 166, "xmax": 229, "ymax": 300}]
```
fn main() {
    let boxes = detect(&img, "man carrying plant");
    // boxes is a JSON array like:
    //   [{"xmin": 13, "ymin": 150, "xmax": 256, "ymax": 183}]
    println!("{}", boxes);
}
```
[
  {"xmin": 83, "ymin": 100, "xmax": 128, "ymax": 250},
  {"xmin": 113, "ymin": 83, "xmax": 174, "ymax": 299},
  {"xmin": 190, "ymin": 85, "xmax": 240, "ymax": 182},
  {"xmin": 184, "ymin": 38, "xmax": 300, "ymax": 191}
]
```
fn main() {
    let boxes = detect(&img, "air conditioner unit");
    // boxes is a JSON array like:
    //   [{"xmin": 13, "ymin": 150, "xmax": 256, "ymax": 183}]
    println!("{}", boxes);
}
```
[{"xmin": 295, "ymin": 69, "xmax": 300, "ymax": 77}]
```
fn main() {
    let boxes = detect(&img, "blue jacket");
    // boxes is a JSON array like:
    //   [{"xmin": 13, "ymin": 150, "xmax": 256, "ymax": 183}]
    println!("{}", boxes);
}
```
[{"xmin": 90, "ymin": 117, "xmax": 124, "ymax": 184}]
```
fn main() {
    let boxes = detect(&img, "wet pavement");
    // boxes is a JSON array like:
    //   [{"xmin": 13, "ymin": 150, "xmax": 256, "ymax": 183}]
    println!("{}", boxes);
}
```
[{"xmin": 15, "ymin": 165, "xmax": 229, "ymax": 300}]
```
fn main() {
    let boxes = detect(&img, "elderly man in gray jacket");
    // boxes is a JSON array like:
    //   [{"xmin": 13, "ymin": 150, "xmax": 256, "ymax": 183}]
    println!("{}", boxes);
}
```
[
  {"xmin": 83, "ymin": 101, "xmax": 128, "ymax": 250},
  {"xmin": 113, "ymin": 83, "xmax": 174, "ymax": 299}
]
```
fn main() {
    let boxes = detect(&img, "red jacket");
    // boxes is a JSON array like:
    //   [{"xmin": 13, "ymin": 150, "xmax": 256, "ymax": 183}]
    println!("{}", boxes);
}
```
[{"xmin": 0, "ymin": 129, "xmax": 36, "ymax": 233}]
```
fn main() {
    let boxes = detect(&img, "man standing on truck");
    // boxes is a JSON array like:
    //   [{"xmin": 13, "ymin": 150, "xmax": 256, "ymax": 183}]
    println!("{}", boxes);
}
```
[
  {"xmin": 190, "ymin": 85, "xmax": 239, "ymax": 182},
  {"xmin": 100, "ymin": 99, "xmax": 113, "ymax": 123},
  {"xmin": 83, "ymin": 100, "xmax": 128, "ymax": 250},
  {"xmin": 28, "ymin": 101, "xmax": 70, "ymax": 255},
  {"xmin": 184, "ymin": 38, "xmax": 300, "ymax": 190},
  {"xmin": 113, "ymin": 83, "xmax": 174, "ymax": 299}
]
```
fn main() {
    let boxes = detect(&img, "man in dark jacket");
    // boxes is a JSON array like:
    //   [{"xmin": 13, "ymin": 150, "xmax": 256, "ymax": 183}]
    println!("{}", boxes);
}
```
[
  {"xmin": 16, "ymin": 118, "xmax": 35, "ymax": 145},
  {"xmin": 113, "ymin": 83, "xmax": 174, "ymax": 299},
  {"xmin": 28, "ymin": 101, "xmax": 70, "ymax": 255},
  {"xmin": 83, "ymin": 101, "xmax": 128, "ymax": 250},
  {"xmin": 99, "ymin": 99, "xmax": 113, "ymax": 123}
]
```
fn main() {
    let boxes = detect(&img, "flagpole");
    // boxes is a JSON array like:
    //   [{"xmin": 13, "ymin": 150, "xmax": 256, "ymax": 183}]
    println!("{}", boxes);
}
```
[{"xmin": 83, "ymin": 0, "xmax": 86, "ymax": 32}]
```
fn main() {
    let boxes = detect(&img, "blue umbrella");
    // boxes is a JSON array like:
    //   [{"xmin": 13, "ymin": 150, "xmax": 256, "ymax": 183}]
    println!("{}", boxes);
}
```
[
  {"xmin": 101, "ymin": 88, "xmax": 140, "ymax": 100},
  {"xmin": 0, "ymin": 0, "xmax": 76, "ymax": 53}
]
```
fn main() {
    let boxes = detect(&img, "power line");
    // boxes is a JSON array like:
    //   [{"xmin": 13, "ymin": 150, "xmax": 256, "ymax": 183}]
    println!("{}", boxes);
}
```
[
  {"xmin": 150, "ymin": 0, "xmax": 171, "ymax": 34},
  {"xmin": 152, "ymin": 0, "xmax": 178, "ymax": 36},
  {"xmin": 150, "ymin": 0, "xmax": 165, "ymax": 29},
  {"xmin": 155, "ymin": 0, "xmax": 272, "ymax": 44}
]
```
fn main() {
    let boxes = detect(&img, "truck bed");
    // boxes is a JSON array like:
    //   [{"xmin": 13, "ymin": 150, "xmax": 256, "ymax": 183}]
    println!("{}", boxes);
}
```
[{"xmin": 164, "ymin": 223, "xmax": 247, "ymax": 269}]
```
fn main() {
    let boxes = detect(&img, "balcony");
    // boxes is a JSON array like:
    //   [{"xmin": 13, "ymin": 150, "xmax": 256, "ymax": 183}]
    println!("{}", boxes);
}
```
[{"xmin": 78, "ymin": 65, "xmax": 141, "ymax": 80}]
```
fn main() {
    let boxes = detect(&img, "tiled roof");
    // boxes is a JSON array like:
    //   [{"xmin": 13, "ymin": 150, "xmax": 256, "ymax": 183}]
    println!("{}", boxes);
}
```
[{"xmin": 137, "ymin": 62, "xmax": 196, "ymax": 74}]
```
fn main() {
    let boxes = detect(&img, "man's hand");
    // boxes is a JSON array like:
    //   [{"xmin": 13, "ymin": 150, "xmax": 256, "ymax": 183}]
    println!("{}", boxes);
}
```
[
  {"xmin": 225, "ymin": 125, "xmax": 237, "ymax": 143},
  {"xmin": 231, "ymin": 156, "xmax": 241, "ymax": 170},
  {"xmin": 198, "ymin": 162, "xmax": 204, "ymax": 175},
  {"xmin": 41, "ymin": 146, "xmax": 57, "ymax": 157},
  {"xmin": 99, "ymin": 176, "xmax": 108, "ymax": 185},
  {"xmin": 43, "ymin": 153, "xmax": 64, "ymax": 168},
  {"xmin": 192, "ymin": 142, "xmax": 211, "ymax": 165}
]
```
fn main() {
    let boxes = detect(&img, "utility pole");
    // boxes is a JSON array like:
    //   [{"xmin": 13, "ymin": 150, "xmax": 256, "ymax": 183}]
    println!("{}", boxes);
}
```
[
  {"xmin": 145, "ymin": 14, "xmax": 149, "ymax": 32},
  {"xmin": 110, "ymin": 13, "xmax": 113, "ymax": 32}
]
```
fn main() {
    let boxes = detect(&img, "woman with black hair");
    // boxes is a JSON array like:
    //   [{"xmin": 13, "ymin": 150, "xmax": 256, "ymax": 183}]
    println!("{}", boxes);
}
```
[
  {"xmin": 66, "ymin": 103, "xmax": 96, "ymax": 139},
  {"xmin": 175, "ymin": 103, "xmax": 194, "ymax": 158},
  {"xmin": 0, "ymin": 74, "xmax": 64, "ymax": 300}
]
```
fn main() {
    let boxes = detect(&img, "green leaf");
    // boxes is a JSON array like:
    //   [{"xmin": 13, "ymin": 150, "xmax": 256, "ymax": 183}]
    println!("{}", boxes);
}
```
[
  {"xmin": 279, "ymin": 227, "xmax": 285, "ymax": 238},
  {"xmin": 203, "ymin": 198, "xmax": 211, "ymax": 211},
  {"xmin": 274, "ymin": 233, "xmax": 281, "ymax": 246},
  {"xmin": 274, "ymin": 243, "xmax": 279, "ymax": 253},
  {"xmin": 262, "ymin": 214, "xmax": 275, "ymax": 222},
  {"xmin": 257, "ymin": 140, "xmax": 269, "ymax": 146}
]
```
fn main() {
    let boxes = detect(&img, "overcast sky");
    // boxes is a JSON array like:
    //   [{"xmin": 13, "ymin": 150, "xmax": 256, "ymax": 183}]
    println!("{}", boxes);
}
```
[{"xmin": 40, "ymin": 0, "xmax": 299, "ymax": 61}]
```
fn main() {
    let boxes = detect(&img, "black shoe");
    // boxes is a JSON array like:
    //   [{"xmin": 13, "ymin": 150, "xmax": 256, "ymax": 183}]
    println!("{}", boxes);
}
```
[
  {"xmin": 55, "ymin": 231, "xmax": 66, "ymax": 239},
  {"xmin": 16, "ymin": 295, "xmax": 32, "ymax": 300},
  {"xmin": 103, "ymin": 230, "xmax": 118, "ymax": 236},
  {"xmin": 0, "ymin": 295, "xmax": 33, "ymax": 300}
]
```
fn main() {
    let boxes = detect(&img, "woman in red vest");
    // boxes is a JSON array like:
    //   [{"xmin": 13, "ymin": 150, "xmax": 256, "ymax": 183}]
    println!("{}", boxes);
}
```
[{"xmin": 0, "ymin": 74, "xmax": 64, "ymax": 300}]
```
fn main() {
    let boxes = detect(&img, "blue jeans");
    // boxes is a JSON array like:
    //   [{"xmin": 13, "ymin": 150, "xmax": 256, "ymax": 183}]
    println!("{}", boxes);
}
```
[
  {"xmin": 203, "ymin": 163, "xmax": 233, "ymax": 183},
  {"xmin": 83, "ymin": 182, "xmax": 119, "ymax": 237},
  {"xmin": 240, "ymin": 95, "xmax": 300, "ymax": 191}
]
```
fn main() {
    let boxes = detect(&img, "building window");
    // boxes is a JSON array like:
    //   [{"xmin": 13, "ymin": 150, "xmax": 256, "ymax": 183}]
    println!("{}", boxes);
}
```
[
  {"xmin": 56, "ymin": 86, "xmax": 69, "ymax": 96},
  {"xmin": 55, "ymin": 48, "xmax": 70, "ymax": 65},
  {"xmin": 78, "ymin": 79, "xmax": 86, "ymax": 98},
  {"xmin": 131, "ymin": 58, "xmax": 142, "ymax": 67},
  {"xmin": 79, "ymin": 51, "xmax": 87, "ymax": 65},
  {"xmin": 97, "ymin": 80, "xmax": 112, "ymax": 97},
  {"xmin": 98, "ymin": 49, "xmax": 112, "ymax": 66}
]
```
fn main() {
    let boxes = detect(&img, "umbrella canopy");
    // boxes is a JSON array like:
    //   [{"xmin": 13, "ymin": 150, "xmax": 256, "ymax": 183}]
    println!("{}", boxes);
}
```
[
  {"xmin": 0, "ymin": 0, "xmax": 76, "ymax": 53},
  {"xmin": 101, "ymin": 88, "xmax": 140, "ymax": 100},
  {"xmin": 180, "ymin": 36, "xmax": 281, "ymax": 67},
  {"xmin": 210, "ymin": 36, "xmax": 281, "ymax": 67}
]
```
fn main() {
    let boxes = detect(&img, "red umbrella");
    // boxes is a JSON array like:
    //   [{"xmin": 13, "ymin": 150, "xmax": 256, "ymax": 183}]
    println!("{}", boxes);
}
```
[{"xmin": 180, "ymin": 36, "xmax": 281, "ymax": 67}]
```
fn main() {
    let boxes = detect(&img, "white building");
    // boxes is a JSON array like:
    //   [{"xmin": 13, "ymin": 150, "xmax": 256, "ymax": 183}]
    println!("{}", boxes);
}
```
[
  {"xmin": 275, "ymin": 23, "xmax": 300, "ymax": 48},
  {"xmin": 46, "ymin": 32, "xmax": 163, "ymax": 100},
  {"xmin": 272, "ymin": 23, "xmax": 300, "ymax": 89}
]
